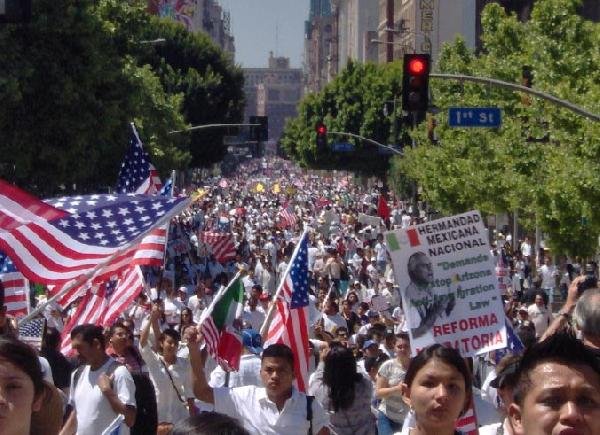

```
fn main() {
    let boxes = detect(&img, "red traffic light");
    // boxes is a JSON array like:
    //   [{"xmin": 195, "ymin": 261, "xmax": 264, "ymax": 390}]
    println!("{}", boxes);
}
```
[
  {"xmin": 316, "ymin": 123, "xmax": 327, "ymax": 135},
  {"xmin": 407, "ymin": 58, "xmax": 427, "ymax": 75}
]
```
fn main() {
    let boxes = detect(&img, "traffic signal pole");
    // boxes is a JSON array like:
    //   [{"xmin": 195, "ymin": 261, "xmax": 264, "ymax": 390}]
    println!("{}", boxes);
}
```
[
  {"xmin": 326, "ymin": 130, "xmax": 403, "ymax": 155},
  {"xmin": 430, "ymin": 73, "xmax": 599, "ymax": 122},
  {"xmin": 168, "ymin": 123, "xmax": 260, "ymax": 134}
]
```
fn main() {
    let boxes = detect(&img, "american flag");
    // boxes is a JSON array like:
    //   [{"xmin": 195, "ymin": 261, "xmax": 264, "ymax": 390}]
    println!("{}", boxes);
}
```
[
  {"xmin": 456, "ymin": 403, "xmax": 478, "ymax": 435},
  {"xmin": 0, "ymin": 250, "xmax": 28, "ymax": 317},
  {"xmin": 0, "ymin": 184, "xmax": 189, "ymax": 287},
  {"xmin": 60, "ymin": 265, "xmax": 144, "ymax": 355},
  {"xmin": 199, "ymin": 231, "xmax": 236, "ymax": 263},
  {"xmin": 494, "ymin": 318, "xmax": 525, "ymax": 363},
  {"xmin": 18, "ymin": 317, "xmax": 46, "ymax": 351},
  {"xmin": 264, "ymin": 232, "xmax": 310, "ymax": 392},
  {"xmin": 278, "ymin": 202, "xmax": 297, "ymax": 228},
  {"xmin": 116, "ymin": 123, "xmax": 163, "ymax": 195}
]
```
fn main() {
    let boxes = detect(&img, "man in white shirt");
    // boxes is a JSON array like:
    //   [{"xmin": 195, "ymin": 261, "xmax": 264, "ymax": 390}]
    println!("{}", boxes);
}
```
[
  {"xmin": 190, "ymin": 339, "xmax": 330, "ymax": 435},
  {"xmin": 60, "ymin": 324, "xmax": 136, "ymax": 435},
  {"xmin": 209, "ymin": 329, "xmax": 263, "ymax": 388},
  {"xmin": 528, "ymin": 293, "xmax": 553, "ymax": 338},
  {"xmin": 537, "ymin": 257, "xmax": 559, "ymax": 305},
  {"xmin": 188, "ymin": 282, "xmax": 212, "ymax": 324},
  {"xmin": 243, "ymin": 285, "xmax": 267, "ymax": 331},
  {"xmin": 373, "ymin": 233, "xmax": 388, "ymax": 274}
]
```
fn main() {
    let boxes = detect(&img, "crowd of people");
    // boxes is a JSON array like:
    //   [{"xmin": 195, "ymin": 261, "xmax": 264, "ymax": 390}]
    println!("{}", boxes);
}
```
[{"xmin": 0, "ymin": 157, "xmax": 599, "ymax": 435}]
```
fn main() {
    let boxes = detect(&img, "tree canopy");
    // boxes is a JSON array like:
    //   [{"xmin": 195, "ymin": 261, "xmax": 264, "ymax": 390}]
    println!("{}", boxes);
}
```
[
  {"xmin": 280, "ymin": 60, "xmax": 406, "ymax": 177},
  {"xmin": 0, "ymin": 0, "xmax": 244, "ymax": 196},
  {"xmin": 390, "ymin": 0, "xmax": 600, "ymax": 256}
]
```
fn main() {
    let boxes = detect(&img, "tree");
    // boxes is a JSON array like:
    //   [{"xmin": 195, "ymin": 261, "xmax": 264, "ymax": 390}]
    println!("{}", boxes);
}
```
[
  {"xmin": 389, "ymin": 0, "xmax": 600, "ymax": 256},
  {"xmin": 280, "ymin": 60, "xmax": 406, "ymax": 177}
]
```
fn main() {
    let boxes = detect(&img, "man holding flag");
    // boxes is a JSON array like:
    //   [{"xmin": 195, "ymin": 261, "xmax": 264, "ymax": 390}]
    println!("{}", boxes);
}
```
[{"xmin": 189, "ymin": 231, "xmax": 330, "ymax": 435}]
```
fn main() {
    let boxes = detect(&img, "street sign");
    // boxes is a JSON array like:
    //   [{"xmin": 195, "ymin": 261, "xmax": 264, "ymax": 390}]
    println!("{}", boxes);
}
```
[
  {"xmin": 448, "ymin": 107, "xmax": 502, "ymax": 128},
  {"xmin": 331, "ymin": 142, "xmax": 355, "ymax": 152}
]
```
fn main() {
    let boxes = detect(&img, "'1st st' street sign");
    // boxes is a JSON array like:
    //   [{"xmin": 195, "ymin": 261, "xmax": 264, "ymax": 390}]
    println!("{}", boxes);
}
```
[{"xmin": 448, "ymin": 107, "xmax": 502, "ymax": 128}]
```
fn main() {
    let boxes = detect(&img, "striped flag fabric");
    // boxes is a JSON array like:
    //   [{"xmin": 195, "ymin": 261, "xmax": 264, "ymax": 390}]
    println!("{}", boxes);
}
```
[
  {"xmin": 455, "ymin": 401, "xmax": 478, "ymax": 435},
  {"xmin": 0, "ymin": 251, "xmax": 28, "ymax": 317},
  {"xmin": 278, "ymin": 202, "xmax": 297, "ymax": 228},
  {"xmin": 116, "ymin": 123, "xmax": 163, "ymax": 195},
  {"xmin": 18, "ymin": 317, "xmax": 46, "ymax": 351},
  {"xmin": 0, "ymin": 185, "xmax": 189, "ymax": 286},
  {"xmin": 264, "ymin": 232, "xmax": 310, "ymax": 392},
  {"xmin": 60, "ymin": 265, "xmax": 144, "ymax": 355},
  {"xmin": 199, "ymin": 277, "xmax": 245, "ymax": 370},
  {"xmin": 199, "ymin": 231, "xmax": 236, "ymax": 263}
]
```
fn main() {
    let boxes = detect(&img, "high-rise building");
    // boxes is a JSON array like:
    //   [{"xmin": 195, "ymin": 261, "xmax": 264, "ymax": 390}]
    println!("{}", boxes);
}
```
[
  {"xmin": 147, "ymin": 0, "xmax": 235, "ymax": 56},
  {"xmin": 243, "ymin": 53, "xmax": 304, "ymax": 143},
  {"xmin": 332, "ymin": 0, "xmax": 380, "ymax": 70},
  {"xmin": 304, "ymin": 0, "xmax": 338, "ymax": 93}
]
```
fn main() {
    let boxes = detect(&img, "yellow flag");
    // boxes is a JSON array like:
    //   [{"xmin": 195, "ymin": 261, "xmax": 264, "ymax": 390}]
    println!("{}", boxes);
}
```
[
  {"xmin": 191, "ymin": 188, "xmax": 206, "ymax": 202},
  {"xmin": 271, "ymin": 183, "xmax": 281, "ymax": 194},
  {"xmin": 255, "ymin": 182, "xmax": 265, "ymax": 193}
]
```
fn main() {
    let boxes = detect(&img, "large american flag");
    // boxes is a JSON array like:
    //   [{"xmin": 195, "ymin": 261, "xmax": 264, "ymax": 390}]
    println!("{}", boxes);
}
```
[
  {"xmin": 60, "ymin": 265, "xmax": 144, "ymax": 355},
  {"xmin": 0, "ymin": 184, "xmax": 189, "ymax": 287},
  {"xmin": 0, "ymin": 250, "xmax": 28, "ymax": 317},
  {"xmin": 116, "ymin": 123, "xmax": 163, "ymax": 195},
  {"xmin": 264, "ymin": 232, "xmax": 310, "ymax": 392},
  {"xmin": 199, "ymin": 231, "xmax": 236, "ymax": 263}
]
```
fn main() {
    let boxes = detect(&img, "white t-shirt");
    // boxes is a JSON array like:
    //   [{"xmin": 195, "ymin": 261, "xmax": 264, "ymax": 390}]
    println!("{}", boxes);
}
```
[
  {"xmin": 209, "ymin": 354, "xmax": 263, "ymax": 388},
  {"xmin": 139, "ymin": 343, "xmax": 194, "ymax": 423},
  {"xmin": 69, "ymin": 358, "xmax": 136, "ymax": 435},
  {"xmin": 243, "ymin": 305, "xmax": 267, "ymax": 331},
  {"xmin": 214, "ymin": 385, "xmax": 329, "ymax": 435}
]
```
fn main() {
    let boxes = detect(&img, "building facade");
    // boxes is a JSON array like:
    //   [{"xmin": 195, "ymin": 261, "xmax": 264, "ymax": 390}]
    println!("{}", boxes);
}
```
[
  {"xmin": 377, "ymin": 0, "xmax": 477, "ymax": 64},
  {"xmin": 243, "ymin": 53, "xmax": 304, "ymax": 143},
  {"xmin": 147, "ymin": 0, "xmax": 234, "ymax": 56}
]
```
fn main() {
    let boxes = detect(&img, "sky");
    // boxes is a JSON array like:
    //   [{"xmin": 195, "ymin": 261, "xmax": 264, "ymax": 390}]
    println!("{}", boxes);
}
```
[{"xmin": 217, "ymin": 0, "xmax": 309, "ymax": 68}]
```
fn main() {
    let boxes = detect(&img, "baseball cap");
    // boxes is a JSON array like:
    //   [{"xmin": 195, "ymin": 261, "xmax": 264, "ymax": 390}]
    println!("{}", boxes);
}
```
[
  {"xmin": 242, "ymin": 329, "xmax": 263, "ymax": 355},
  {"xmin": 362, "ymin": 339, "xmax": 378, "ymax": 350}
]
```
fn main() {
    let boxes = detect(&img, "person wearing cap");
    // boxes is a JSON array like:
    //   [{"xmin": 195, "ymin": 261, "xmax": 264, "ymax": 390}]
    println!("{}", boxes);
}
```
[
  {"xmin": 366, "ymin": 257, "xmax": 380, "ymax": 288},
  {"xmin": 209, "ymin": 330, "xmax": 263, "ymax": 389},
  {"xmin": 381, "ymin": 278, "xmax": 400, "ymax": 308}
]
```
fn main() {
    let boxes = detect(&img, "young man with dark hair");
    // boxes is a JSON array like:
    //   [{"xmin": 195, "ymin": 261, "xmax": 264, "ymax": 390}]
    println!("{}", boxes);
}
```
[
  {"xmin": 60, "ymin": 324, "xmax": 136, "ymax": 435},
  {"xmin": 190, "ymin": 335, "xmax": 330, "ymax": 435},
  {"xmin": 508, "ymin": 331, "xmax": 600, "ymax": 435}
]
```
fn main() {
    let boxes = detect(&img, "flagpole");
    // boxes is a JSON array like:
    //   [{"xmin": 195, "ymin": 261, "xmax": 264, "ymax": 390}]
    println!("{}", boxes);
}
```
[
  {"xmin": 17, "ymin": 197, "xmax": 193, "ymax": 326},
  {"xmin": 259, "ymin": 228, "xmax": 308, "ymax": 336},
  {"xmin": 197, "ymin": 270, "xmax": 243, "ymax": 328}
]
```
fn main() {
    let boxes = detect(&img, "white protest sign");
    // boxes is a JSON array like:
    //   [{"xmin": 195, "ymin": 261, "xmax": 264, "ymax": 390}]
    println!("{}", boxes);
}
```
[
  {"xmin": 385, "ymin": 210, "xmax": 506, "ymax": 357},
  {"xmin": 358, "ymin": 213, "xmax": 382, "ymax": 228}
]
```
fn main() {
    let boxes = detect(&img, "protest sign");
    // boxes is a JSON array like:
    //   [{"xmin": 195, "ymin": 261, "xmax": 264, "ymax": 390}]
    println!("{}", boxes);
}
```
[
  {"xmin": 385, "ymin": 210, "xmax": 506, "ymax": 357},
  {"xmin": 358, "ymin": 213, "xmax": 382, "ymax": 228}
]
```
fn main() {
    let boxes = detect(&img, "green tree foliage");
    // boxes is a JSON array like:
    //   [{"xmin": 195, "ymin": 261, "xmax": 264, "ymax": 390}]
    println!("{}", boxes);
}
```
[
  {"xmin": 389, "ymin": 0, "xmax": 600, "ymax": 256},
  {"xmin": 137, "ymin": 18, "xmax": 245, "ymax": 167},
  {"xmin": 280, "ymin": 60, "xmax": 405, "ymax": 176},
  {"xmin": 0, "ymin": 0, "xmax": 243, "ymax": 195}
]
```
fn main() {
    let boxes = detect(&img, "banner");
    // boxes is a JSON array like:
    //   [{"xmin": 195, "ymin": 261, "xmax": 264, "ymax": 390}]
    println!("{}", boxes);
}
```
[
  {"xmin": 358, "ymin": 213, "xmax": 382, "ymax": 228},
  {"xmin": 386, "ymin": 210, "xmax": 506, "ymax": 357}
]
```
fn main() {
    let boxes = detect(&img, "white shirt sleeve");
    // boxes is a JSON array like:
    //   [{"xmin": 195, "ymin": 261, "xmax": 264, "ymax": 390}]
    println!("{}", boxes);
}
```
[{"xmin": 113, "ymin": 365, "xmax": 137, "ymax": 408}]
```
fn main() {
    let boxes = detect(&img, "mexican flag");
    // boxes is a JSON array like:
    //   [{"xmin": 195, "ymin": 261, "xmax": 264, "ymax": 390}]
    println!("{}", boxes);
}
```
[{"xmin": 199, "ymin": 277, "xmax": 245, "ymax": 370}]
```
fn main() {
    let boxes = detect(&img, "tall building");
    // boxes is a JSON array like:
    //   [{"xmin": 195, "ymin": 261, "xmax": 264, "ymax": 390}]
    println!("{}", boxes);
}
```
[
  {"xmin": 304, "ymin": 0, "xmax": 338, "ymax": 93},
  {"xmin": 147, "ymin": 0, "xmax": 235, "ymax": 56},
  {"xmin": 243, "ymin": 53, "xmax": 304, "ymax": 143},
  {"xmin": 377, "ymin": 0, "xmax": 477, "ymax": 64},
  {"xmin": 332, "ymin": 0, "xmax": 380, "ymax": 70}
]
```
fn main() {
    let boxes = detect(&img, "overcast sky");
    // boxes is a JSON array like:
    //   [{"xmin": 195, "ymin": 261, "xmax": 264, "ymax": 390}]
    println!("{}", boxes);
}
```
[{"xmin": 217, "ymin": 0, "xmax": 309, "ymax": 68}]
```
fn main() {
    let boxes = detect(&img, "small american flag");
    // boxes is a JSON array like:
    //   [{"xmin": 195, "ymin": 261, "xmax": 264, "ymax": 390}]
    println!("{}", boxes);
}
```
[
  {"xmin": 0, "ymin": 250, "xmax": 28, "ymax": 317},
  {"xmin": 116, "ymin": 123, "xmax": 163, "ymax": 195},
  {"xmin": 278, "ymin": 202, "xmax": 297, "ymax": 228},
  {"xmin": 18, "ymin": 317, "xmax": 46, "ymax": 351},
  {"xmin": 264, "ymin": 232, "xmax": 310, "ymax": 392},
  {"xmin": 199, "ymin": 231, "xmax": 236, "ymax": 263},
  {"xmin": 494, "ymin": 318, "xmax": 525, "ymax": 363}
]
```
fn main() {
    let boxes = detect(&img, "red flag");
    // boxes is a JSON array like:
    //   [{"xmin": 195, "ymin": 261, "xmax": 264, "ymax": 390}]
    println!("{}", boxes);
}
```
[
  {"xmin": 406, "ymin": 228, "xmax": 421, "ymax": 247},
  {"xmin": 377, "ymin": 194, "xmax": 391, "ymax": 220}
]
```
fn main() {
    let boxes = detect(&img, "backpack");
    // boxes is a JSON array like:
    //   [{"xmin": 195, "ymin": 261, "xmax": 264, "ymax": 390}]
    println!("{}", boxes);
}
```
[{"xmin": 72, "ymin": 361, "xmax": 158, "ymax": 435}]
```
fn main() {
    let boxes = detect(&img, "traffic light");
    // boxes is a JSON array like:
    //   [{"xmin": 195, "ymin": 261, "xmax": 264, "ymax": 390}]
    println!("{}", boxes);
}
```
[
  {"xmin": 0, "ymin": 0, "xmax": 31, "ymax": 23},
  {"xmin": 402, "ymin": 54, "xmax": 431, "ymax": 113},
  {"xmin": 315, "ymin": 122, "xmax": 328, "ymax": 149},
  {"xmin": 249, "ymin": 116, "xmax": 268, "ymax": 142}
]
